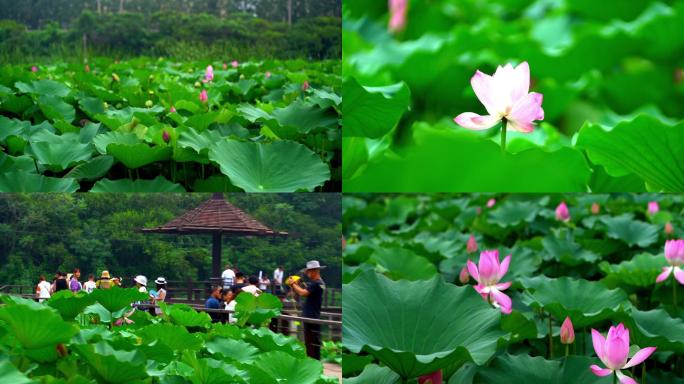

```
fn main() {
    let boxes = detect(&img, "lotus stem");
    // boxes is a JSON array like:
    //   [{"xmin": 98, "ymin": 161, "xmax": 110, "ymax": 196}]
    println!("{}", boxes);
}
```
[
  {"xmin": 565, "ymin": 344, "xmax": 569, "ymax": 358},
  {"xmin": 500, "ymin": 119, "xmax": 507, "ymax": 153},
  {"xmin": 674, "ymin": 277, "xmax": 678, "ymax": 309},
  {"xmin": 642, "ymin": 363, "xmax": 646, "ymax": 383},
  {"xmin": 613, "ymin": 372, "xmax": 617, "ymax": 384},
  {"xmin": 128, "ymin": 169, "xmax": 133, "ymax": 180},
  {"xmin": 548, "ymin": 314, "xmax": 553, "ymax": 359},
  {"xmin": 135, "ymin": 168, "xmax": 140, "ymax": 180}
]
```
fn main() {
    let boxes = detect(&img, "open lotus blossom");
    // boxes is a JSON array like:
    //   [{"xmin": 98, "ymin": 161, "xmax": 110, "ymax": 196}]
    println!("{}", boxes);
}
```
[
  {"xmin": 648, "ymin": 201, "xmax": 659, "ymax": 215},
  {"xmin": 459, "ymin": 265, "xmax": 470, "ymax": 284},
  {"xmin": 487, "ymin": 198, "xmax": 496, "ymax": 208},
  {"xmin": 418, "ymin": 370, "xmax": 442, "ymax": 384},
  {"xmin": 454, "ymin": 62, "xmax": 544, "ymax": 150},
  {"xmin": 204, "ymin": 65, "xmax": 214, "ymax": 82},
  {"xmin": 231, "ymin": 60, "xmax": 239, "ymax": 68},
  {"xmin": 590, "ymin": 323, "xmax": 656, "ymax": 383},
  {"xmin": 556, "ymin": 201, "xmax": 570, "ymax": 222},
  {"xmin": 388, "ymin": 0, "xmax": 408, "ymax": 33},
  {"xmin": 665, "ymin": 222, "xmax": 674, "ymax": 235},
  {"xmin": 560, "ymin": 317, "xmax": 574, "ymax": 344},
  {"xmin": 467, "ymin": 250, "xmax": 512, "ymax": 314},
  {"xmin": 199, "ymin": 89, "xmax": 208, "ymax": 103},
  {"xmin": 31, "ymin": 65, "xmax": 38, "ymax": 72},
  {"xmin": 656, "ymin": 239, "xmax": 684, "ymax": 284},
  {"xmin": 466, "ymin": 234, "xmax": 478, "ymax": 254},
  {"xmin": 591, "ymin": 203, "xmax": 600, "ymax": 215}
]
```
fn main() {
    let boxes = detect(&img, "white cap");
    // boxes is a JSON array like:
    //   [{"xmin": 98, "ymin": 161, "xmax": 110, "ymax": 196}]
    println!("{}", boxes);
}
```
[{"xmin": 134, "ymin": 275, "xmax": 147, "ymax": 286}]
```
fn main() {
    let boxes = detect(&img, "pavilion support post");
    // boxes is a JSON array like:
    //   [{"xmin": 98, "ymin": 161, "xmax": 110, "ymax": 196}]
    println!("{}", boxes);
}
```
[{"xmin": 212, "ymin": 232, "xmax": 222, "ymax": 280}]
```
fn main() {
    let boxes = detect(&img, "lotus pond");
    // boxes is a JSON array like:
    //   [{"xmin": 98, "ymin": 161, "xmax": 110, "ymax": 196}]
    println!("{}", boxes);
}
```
[
  {"xmin": 342, "ymin": 0, "xmax": 684, "ymax": 192},
  {"xmin": 342, "ymin": 194, "xmax": 684, "ymax": 383},
  {"xmin": 0, "ymin": 287, "xmax": 337, "ymax": 383},
  {"xmin": 0, "ymin": 58, "xmax": 341, "ymax": 192}
]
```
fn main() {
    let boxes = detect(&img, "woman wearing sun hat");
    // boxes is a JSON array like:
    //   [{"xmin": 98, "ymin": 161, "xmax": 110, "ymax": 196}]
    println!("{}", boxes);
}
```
[
  {"xmin": 96, "ymin": 270, "xmax": 112, "ymax": 289},
  {"xmin": 151, "ymin": 277, "xmax": 167, "ymax": 316}
]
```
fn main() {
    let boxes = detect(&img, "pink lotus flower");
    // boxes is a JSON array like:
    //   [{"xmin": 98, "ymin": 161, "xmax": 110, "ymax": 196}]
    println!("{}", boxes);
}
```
[
  {"xmin": 418, "ymin": 370, "xmax": 442, "ymax": 384},
  {"xmin": 556, "ymin": 201, "xmax": 570, "ymax": 222},
  {"xmin": 466, "ymin": 234, "xmax": 478, "ymax": 254},
  {"xmin": 31, "ymin": 66, "xmax": 38, "ymax": 72},
  {"xmin": 265, "ymin": 71, "xmax": 272, "ymax": 79},
  {"xmin": 560, "ymin": 317, "xmax": 574, "ymax": 344},
  {"xmin": 454, "ymin": 62, "xmax": 544, "ymax": 136},
  {"xmin": 232, "ymin": 60, "xmax": 239, "ymax": 69},
  {"xmin": 170, "ymin": 106, "xmax": 176, "ymax": 113},
  {"xmin": 590, "ymin": 323, "xmax": 656, "ymax": 383},
  {"xmin": 204, "ymin": 65, "xmax": 214, "ymax": 82},
  {"xmin": 665, "ymin": 222, "xmax": 674, "ymax": 235},
  {"xmin": 199, "ymin": 89, "xmax": 208, "ymax": 103},
  {"xmin": 648, "ymin": 201, "xmax": 659, "ymax": 215},
  {"xmin": 459, "ymin": 266, "xmax": 470, "ymax": 284},
  {"xmin": 486, "ymin": 198, "xmax": 496, "ymax": 208},
  {"xmin": 388, "ymin": 0, "xmax": 408, "ymax": 33},
  {"xmin": 591, "ymin": 203, "xmax": 600, "ymax": 215},
  {"xmin": 467, "ymin": 250, "xmax": 512, "ymax": 314},
  {"xmin": 162, "ymin": 130, "xmax": 170, "ymax": 143},
  {"xmin": 656, "ymin": 239, "xmax": 684, "ymax": 284},
  {"xmin": 302, "ymin": 81, "xmax": 310, "ymax": 91}
]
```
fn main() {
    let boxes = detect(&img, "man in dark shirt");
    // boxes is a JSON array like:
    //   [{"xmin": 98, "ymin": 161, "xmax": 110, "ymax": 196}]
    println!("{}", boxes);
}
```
[
  {"xmin": 205, "ymin": 286, "xmax": 224, "ymax": 322},
  {"xmin": 288, "ymin": 260, "xmax": 326, "ymax": 359}
]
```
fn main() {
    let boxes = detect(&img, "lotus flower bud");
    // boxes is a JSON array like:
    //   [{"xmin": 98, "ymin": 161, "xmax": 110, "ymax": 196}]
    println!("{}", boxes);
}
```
[
  {"xmin": 555, "ymin": 201, "xmax": 570, "ymax": 222},
  {"xmin": 265, "ymin": 71, "xmax": 272, "ymax": 79},
  {"xmin": 560, "ymin": 317, "xmax": 574, "ymax": 344},
  {"xmin": 170, "ymin": 106, "xmax": 176, "ymax": 113},
  {"xmin": 487, "ymin": 198, "xmax": 496, "ymax": 208},
  {"xmin": 145, "ymin": 100, "xmax": 153, "ymax": 108},
  {"xmin": 459, "ymin": 266, "xmax": 469, "ymax": 284},
  {"xmin": 199, "ymin": 89, "xmax": 208, "ymax": 103},
  {"xmin": 232, "ymin": 60, "xmax": 239, "ymax": 68},
  {"xmin": 302, "ymin": 81, "xmax": 310, "ymax": 91},
  {"xmin": 223, "ymin": 62, "xmax": 228, "ymax": 70},
  {"xmin": 476, "ymin": 207, "xmax": 482, "ymax": 215},
  {"xmin": 665, "ymin": 222, "xmax": 674, "ymax": 235},
  {"xmin": 56, "ymin": 343, "xmax": 67, "ymax": 357},
  {"xmin": 162, "ymin": 130, "xmax": 170, "ymax": 143},
  {"xmin": 31, "ymin": 65, "xmax": 38, "ymax": 72},
  {"xmin": 194, "ymin": 81, "xmax": 201, "ymax": 88},
  {"xmin": 466, "ymin": 234, "xmax": 478, "ymax": 254},
  {"xmin": 112, "ymin": 73, "xmax": 120, "ymax": 82},
  {"xmin": 648, "ymin": 201, "xmax": 659, "ymax": 215},
  {"xmin": 103, "ymin": 102, "xmax": 109, "ymax": 110},
  {"xmin": 418, "ymin": 370, "xmax": 442, "ymax": 384},
  {"xmin": 85, "ymin": 64, "xmax": 91, "ymax": 73},
  {"xmin": 205, "ymin": 65, "xmax": 214, "ymax": 82},
  {"xmin": 591, "ymin": 203, "xmax": 600, "ymax": 215},
  {"xmin": 388, "ymin": 0, "xmax": 408, "ymax": 34}
]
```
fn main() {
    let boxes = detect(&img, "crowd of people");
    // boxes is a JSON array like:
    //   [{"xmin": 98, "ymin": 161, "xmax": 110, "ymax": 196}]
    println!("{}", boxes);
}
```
[{"xmin": 35, "ymin": 268, "xmax": 168, "ymax": 313}]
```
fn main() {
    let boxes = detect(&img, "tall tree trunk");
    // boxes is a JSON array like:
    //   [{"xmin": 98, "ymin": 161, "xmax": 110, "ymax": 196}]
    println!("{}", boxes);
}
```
[
  {"xmin": 96, "ymin": 0, "xmax": 102, "ymax": 14},
  {"xmin": 119, "ymin": 0, "xmax": 125, "ymax": 13},
  {"xmin": 287, "ymin": 0, "xmax": 292, "ymax": 27}
]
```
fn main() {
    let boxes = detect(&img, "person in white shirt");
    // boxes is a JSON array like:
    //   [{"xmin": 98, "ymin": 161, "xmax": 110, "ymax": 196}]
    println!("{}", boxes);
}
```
[
  {"xmin": 259, "ymin": 274, "xmax": 271, "ymax": 293},
  {"xmin": 273, "ymin": 266, "xmax": 284, "ymax": 296},
  {"xmin": 83, "ymin": 274, "xmax": 97, "ymax": 293},
  {"xmin": 242, "ymin": 276, "xmax": 262, "ymax": 297},
  {"xmin": 221, "ymin": 264, "xmax": 236, "ymax": 288},
  {"xmin": 36, "ymin": 275, "xmax": 51, "ymax": 302}
]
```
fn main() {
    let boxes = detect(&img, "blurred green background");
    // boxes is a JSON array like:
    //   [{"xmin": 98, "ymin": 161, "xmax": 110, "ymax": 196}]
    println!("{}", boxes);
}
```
[{"xmin": 342, "ymin": 0, "xmax": 684, "ymax": 192}]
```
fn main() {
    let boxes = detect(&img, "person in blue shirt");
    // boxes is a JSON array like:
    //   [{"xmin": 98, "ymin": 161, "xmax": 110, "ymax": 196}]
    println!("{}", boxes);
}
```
[{"xmin": 205, "ymin": 286, "xmax": 222, "ymax": 309}]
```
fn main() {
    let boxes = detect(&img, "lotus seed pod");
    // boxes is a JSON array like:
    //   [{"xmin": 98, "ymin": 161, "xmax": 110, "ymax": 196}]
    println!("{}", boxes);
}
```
[{"xmin": 145, "ymin": 100, "xmax": 153, "ymax": 108}]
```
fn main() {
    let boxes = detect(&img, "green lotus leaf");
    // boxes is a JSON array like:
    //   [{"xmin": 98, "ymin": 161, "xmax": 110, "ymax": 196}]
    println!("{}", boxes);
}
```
[
  {"xmin": 0, "ymin": 170, "xmax": 79, "ymax": 192},
  {"xmin": 341, "ymin": 354, "xmax": 374, "ymax": 377},
  {"xmin": 245, "ymin": 350, "xmax": 322, "ymax": 384},
  {"xmin": 205, "ymin": 337, "xmax": 260, "ymax": 362},
  {"xmin": 271, "ymin": 100, "xmax": 338, "ymax": 135},
  {"xmin": 600, "ymin": 253, "xmax": 668, "ymax": 287},
  {"xmin": 488, "ymin": 200, "xmax": 541, "ymax": 227},
  {"xmin": 30, "ymin": 139, "xmax": 92, "ymax": 172},
  {"xmin": 627, "ymin": 308, "xmax": 684, "ymax": 353},
  {"xmin": 107, "ymin": 143, "xmax": 172, "ymax": 169},
  {"xmin": 72, "ymin": 341, "xmax": 147, "ymax": 384},
  {"xmin": 89, "ymin": 287, "xmax": 149, "ymax": 313},
  {"xmin": 208, "ymin": 140, "xmax": 330, "ymax": 192},
  {"xmin": 47, "ymin": 290, "xmax": 97, "ymax": 321},
  {"xmin": 0, "ymin": 358, "xmax": 31, "ymax": 384},
  {"xmin": 179, "ymin": 351, "xmax": 245, "ymax": 384},
  {"xmin": 136, "ymin": 323, "xmax": 203, "ymax": 351},
  {"xmin": 599, "ymin": 215, "xmax": 660, "ymax": 247},
  {"xmin": 343, "ymin": 270, "xmax": 503, "ymax": 379},
  {"xmin": 166, "ymin": 304, "xmax": 212, "ymax": 328},
  {"xmin": 242, "ymin": 327, "xmax": 307, "ymax": 359},
  {"xmin": 576, "ymin": 115, "xmax": 684, "ymax": 191},
  {"xmin": 344, "ymin": 364, "xmax": 399, "ymax": 384},
  {"xmin": 0, "ymin": 300, "xmax": 77, "ymax": 350},
  {"xmin": 238, "ymin": 104, "xmax": 274, "ymax": 123},
  {"xmin": 234, "ymin": 292, "xmax": 283, "ymax": 327},
  {"xmin": 78, "ymin": 96, "xmax": 106, "ymax": 118},
  {"xmin": 310, "ymin": 88, "xmax": 342, "ymax": 108},
  {"xmin": 521, "ymin": 276, "xmax": 631, "ymax": 328},
  {"xmin": 178, "ymin": 127, "xmax": 223, "ymax": 154},
  {"xmin": 15, "ymin": 80, "xmax": 71, "ymax": 97},
  {"xmin": 92, "ymin": 132, "xmax": 140, "ymax": 155},
  {"xmin": 369, "ymin": 247, "xmax": 437, "ymax": 281},
  {"xmin": 91, "ymin": 176, "xmax": 185, "ymax": 192},
  {"xmin": 342, "ymin": 78, "xmax": 410, "ymax": 138},
  {"xmin": 209, "ymin": 323, "xmax": 243, "ymax": 339},
  {"xmin": 38, "ymin": 95, "xmax": 76, "ymax": 122},
  {"xmin": 185, "ymin": 111, "xmax": 219, "ymax": 132},
  {"xmin": 460, "ymin": 354, "xmax": 611, "ymax": 384},
  {"xmin": 64, "ymin": 155, "xmax": 115, "ymax": 180},
  {"xmin": 542, "ymin": 228, "xmax": 600, "ymax": 266}
]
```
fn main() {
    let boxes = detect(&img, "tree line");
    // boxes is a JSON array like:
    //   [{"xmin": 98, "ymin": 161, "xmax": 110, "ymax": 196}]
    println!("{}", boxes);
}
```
[{"xmin": 0, "ymin": 194, "xmax": 342, "ymax": 288}]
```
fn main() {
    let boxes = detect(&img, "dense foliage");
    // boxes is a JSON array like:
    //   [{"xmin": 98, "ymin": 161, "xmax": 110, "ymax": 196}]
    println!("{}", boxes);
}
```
[
  {"xmin": 0, "ymin": 193, "xmax": 342, "ymax": 287},
  {"xmin": 342, "ymin": 0, "xmax": 684, "ymax": 192},
  {"xmin": 0, "ymin": 58, "xmax": 341, "ymax": 192},
  {"xmin": 0, "ymin": 288, "xmax": 337, "ymax": 383},
  {"xmin": 343, "ymin": 194, "xmax": 684, "ymax": 383}
]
